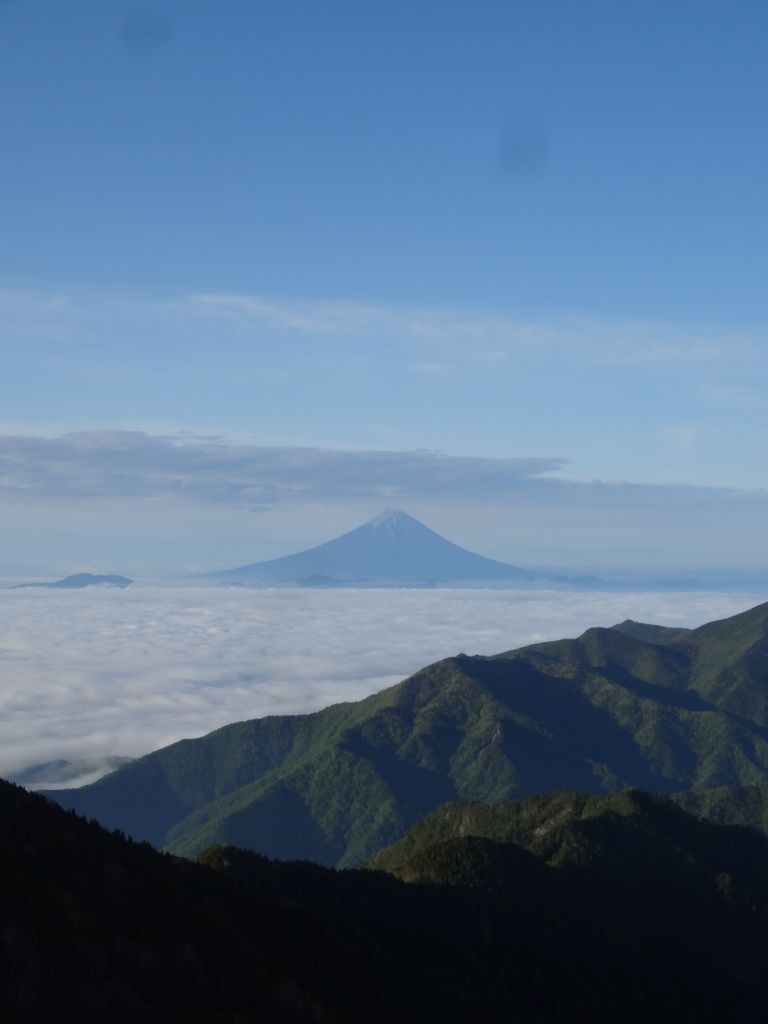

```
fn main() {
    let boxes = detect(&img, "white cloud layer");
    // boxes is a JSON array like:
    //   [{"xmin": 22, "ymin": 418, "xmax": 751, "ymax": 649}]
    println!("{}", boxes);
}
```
[{"xmin": 0, "ymin": 585, "xmax": 762, "ymax": 777}]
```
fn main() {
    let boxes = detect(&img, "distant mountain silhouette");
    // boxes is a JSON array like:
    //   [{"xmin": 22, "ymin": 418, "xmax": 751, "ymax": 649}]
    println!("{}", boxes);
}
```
[
  {"xmin": 11, "ymin": 573, "xmax": 133, "ymax": 590},
  {"xmin": 8, "ymin": 756, "xmax": 134, "ymax": 790},
  {"xmin": 209, "ymin": 509, "xmax": 571, "ymax": 584}
]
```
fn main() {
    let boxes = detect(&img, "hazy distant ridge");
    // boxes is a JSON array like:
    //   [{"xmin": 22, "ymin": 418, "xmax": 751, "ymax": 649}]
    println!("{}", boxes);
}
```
[{"xmin": 11, "ymin": 573, "xmax": 133, "ymax": 590}]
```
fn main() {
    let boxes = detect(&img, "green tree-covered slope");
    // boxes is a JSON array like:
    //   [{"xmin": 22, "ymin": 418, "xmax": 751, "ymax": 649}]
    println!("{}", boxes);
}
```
[
  {"xmin": 47, "ymin": 600, "xmax": 768, "ymax": 865},
  {"xmin": 368, "ymin": 786, "xmax": 759, "ymax": 876},
  {"xmin": 674, "ymin": 779, "xmax": 768, "ymax": 832}
]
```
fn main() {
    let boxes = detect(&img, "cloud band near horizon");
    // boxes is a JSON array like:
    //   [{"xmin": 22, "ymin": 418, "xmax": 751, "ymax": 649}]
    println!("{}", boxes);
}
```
[{"xmin": 1, "ymin": 430, "xmax": 767, "ymax": 574}]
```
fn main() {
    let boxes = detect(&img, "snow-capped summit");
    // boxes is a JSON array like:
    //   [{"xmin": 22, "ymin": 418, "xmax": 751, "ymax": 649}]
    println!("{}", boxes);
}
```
[{"xmin": 365, "ymin": 509, "xmax": 423, "ymax": 536}]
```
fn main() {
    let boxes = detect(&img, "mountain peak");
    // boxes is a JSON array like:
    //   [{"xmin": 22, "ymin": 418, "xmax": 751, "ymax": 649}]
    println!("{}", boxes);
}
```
[
  {"xmin": 367, "ymin": 508, "xmax": 409, "ymax": 524},
  {"xmin": 208, "ymin": 509, "xmax": 564, "ymax": 585},
  {"xmin": 365, "ymin": 509, "xmax": 420, "ymax": 532}
]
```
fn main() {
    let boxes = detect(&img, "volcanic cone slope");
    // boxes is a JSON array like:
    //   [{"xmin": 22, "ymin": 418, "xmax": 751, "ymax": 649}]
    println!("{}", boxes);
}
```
[{"xmin": 208, "ymin": 509, "xmax": 563, "ymax": 583}]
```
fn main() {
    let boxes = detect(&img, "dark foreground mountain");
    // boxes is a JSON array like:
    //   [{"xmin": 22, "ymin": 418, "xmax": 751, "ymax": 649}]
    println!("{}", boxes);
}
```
[
  {"xmin": 48, "ymin": 600, "xmax": 768, "ymax": 865},
  {"xmin": 6, "ymin": 778, "xmax": 768, "ymax": 1022},
  {"xmin": 11, "ymin": 573, "xmax": 133, "ymax": 589},
  {"xmin": 208, "ymin": 509, "xmax": 575, "ymax": 584}
]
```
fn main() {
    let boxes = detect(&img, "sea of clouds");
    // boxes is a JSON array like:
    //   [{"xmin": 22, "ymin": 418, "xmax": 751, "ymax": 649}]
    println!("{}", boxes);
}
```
[{"xmin": 1, "ymin": 585, "xmax": 764, "ymax": 781}]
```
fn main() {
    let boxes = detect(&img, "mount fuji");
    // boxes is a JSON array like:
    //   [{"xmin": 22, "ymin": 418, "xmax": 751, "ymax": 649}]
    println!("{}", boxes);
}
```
[{"xmin": 208, "ymin": 510, "xmax": 577, "ymax": 585}]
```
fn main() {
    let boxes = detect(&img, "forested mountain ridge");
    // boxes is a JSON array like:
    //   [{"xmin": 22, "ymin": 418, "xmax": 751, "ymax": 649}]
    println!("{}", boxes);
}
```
[
  {"xmin": 368, "ymin": 786, "xmax": 768, "ymax": 879},
  {"xmin": 8, "ymin": 778, "xmax": 768, "ymax": 1021},
  {"xmin": 47, "ymin": 600, "xmax": 768, "ymax": 866}
]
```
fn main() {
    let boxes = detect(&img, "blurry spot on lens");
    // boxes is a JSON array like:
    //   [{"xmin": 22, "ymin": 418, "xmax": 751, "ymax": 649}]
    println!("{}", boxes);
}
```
[
  {"xmin": 497, "ymin": 119, "xmax": 551, "ymax": 180},
  {"xmin": 121, "ymin": 8, "xmax": 174, "ymax": 52}
]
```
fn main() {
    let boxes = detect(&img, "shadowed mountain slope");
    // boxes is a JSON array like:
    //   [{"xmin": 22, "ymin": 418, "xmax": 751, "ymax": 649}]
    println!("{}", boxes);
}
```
[
  {"xmin": 9, "ymin": 777, "xmax": 768, "ymax": 1022},
  {"xmin": 208, "ymin": 509, "xmax": 565, "ymax": 583},
  {"xmin": 674, "ymin": 779, "xmax": 768, "ymax": 833},
  {"xmin": 0, "ymin": 775, "xmax": 553, "ymax": 1023},
  {"xmin": 47, "ymin": 600, "xmax": 768, "ymax": 866}
]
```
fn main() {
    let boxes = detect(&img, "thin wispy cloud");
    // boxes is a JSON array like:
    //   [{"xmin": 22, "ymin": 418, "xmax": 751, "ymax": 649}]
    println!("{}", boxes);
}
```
[
  {"xmin": 662, "ymin": 425, "xmax": 699, "ymax": 448},
  {"xmin": 707, "ymin": 383, "xmax": 762, "ymax": 406},
  {"xmin": 190, "ymin": 292, "xmax": 754, "ymax": 368},
  {"xmin": 3, "ymin": 287, "xmax": 768, "ymax": 504},
  {"xmin": 1, "ymin": 286, "xmax": 759, "ymax": 370}
]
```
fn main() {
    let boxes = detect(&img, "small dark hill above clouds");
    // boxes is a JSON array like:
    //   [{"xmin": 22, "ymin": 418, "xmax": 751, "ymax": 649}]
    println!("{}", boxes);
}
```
[
  {"xmin": 7, "ymin": 776, "xmax": 768, "ymax": 1022},
  {"xmin": 208, "ymin": 509, "xmax": 576, "ymax": 584},
  {"xmin": 9, "ymin": 756, "xmax": 134, "ymax": 790},
  {"xmin": 48, "ymin": 600, "xmax": 768, "ymax": 867},
  {"xmin": 11, "ymin": 572, "xmax": 133, "ymax": 589}
]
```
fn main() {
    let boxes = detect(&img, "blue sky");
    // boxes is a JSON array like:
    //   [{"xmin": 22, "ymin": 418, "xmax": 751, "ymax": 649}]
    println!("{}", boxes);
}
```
[{"xmin": 2, "ymin": 0, "xmax": 768, "ymax": 573}]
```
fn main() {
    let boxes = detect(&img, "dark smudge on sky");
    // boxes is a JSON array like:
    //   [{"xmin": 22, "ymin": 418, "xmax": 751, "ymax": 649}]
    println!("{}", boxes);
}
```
[
  {"xmin": 497, "ymin": 118, "xmax": 551, "ymax": 180},
  {"xmin": 121, "ymin": 8, "xmax": 174, "ymax": 53}
]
